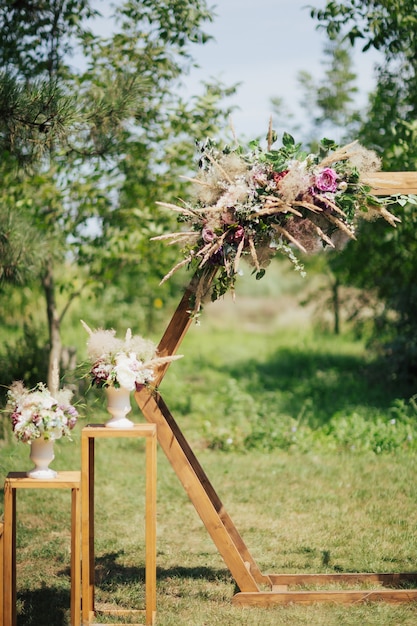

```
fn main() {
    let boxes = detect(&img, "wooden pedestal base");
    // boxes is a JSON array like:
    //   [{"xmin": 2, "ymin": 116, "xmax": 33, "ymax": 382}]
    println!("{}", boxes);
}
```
[
  {"xmin": 81, "ymin": 424, "xmax": 157, "ymax": 626},
  {"xmin": 3, "ymin": 471, "xmax": 81, "ymax": 626},
  {"xmin": 233, "ymin": 572, "xmax": 417, "ymax": 606}
]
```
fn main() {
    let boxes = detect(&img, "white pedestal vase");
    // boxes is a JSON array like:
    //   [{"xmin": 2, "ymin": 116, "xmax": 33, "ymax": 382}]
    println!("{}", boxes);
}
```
[
  {"xmin": 28, "ymin": 438, "xmax": 57, "ymax": 479},
  {"xmin": 105, "ymin": 386, "xmax": 134, "ymax": 428}
]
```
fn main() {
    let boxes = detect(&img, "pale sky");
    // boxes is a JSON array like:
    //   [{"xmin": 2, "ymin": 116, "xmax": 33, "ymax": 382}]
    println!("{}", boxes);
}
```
[
  {"xmin": 88, "ymin": 1, "xmax": 381, "ymax": 140},
  {"xmin": 183, "ymin": 0, "xmax": 381, "ymax": 140}
]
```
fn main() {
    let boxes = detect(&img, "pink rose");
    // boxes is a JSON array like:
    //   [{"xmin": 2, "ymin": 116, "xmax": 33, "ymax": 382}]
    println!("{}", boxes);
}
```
[{"xmin": 315, "ymin": 167, "xmax": 338, "ymax": 192}]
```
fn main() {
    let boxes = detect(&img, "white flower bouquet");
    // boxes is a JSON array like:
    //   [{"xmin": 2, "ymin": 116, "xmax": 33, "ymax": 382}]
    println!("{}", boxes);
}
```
[
  {"xmin": 6, "ymin": 381, "xmax": 78, "ymax": 443},
  {"xmin": 82, "ymin": 321, "xmax": 182, "ymax": 390}
]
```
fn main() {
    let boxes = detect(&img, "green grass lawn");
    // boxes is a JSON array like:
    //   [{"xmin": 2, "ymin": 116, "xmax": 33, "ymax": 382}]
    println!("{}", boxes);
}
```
[
  {"xmin": 2, "ymin": 443, "xmax": 417, "ymax": 625},
  {"xmin": 1, "ymin": 263, "xmax": 417, "ymax": 625}
]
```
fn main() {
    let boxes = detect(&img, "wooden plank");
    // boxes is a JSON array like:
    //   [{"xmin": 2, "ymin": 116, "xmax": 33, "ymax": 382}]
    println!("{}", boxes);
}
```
[
  {"xmin": 364, "ymin": 171, "xmax": 417, "ymax": 195},
  {"xmin": 135, "ymin": 387, "xmax": 261, "ymax": 592},
  {"xmin": 233, "ymin": 588, "xmax": 417, "ymax": 606},
  {"xmin": 3, "ymin": 474, "xmax": 81, "ymax": 626},
  {"xmin": 269, "ymin": 572, "xmax": 417, "ymax": 587},
  {"xmin": 6, "ymin": 471, "xmax": 80, "ymax": 489},
  {"xmin": 136, "ymin": 388, "xmax": 269, "ymax": 587},
  {"xmin": 145, "ymin": 432, "xmax": 157, "ymax": 625},
  {"xmin": 3, "ymin": 482, "xmax": 16, "ymax": 626},
  {"xmin": 153, "ymin": 269, "xmax": 217, "ymax": 387},
  {"xmin": 71, "ymin": 485, "xmax": 81, "ymax": 626},
  {"xmin": 81, "ymin": 435, "xmax": 95, "ymax": 623}
]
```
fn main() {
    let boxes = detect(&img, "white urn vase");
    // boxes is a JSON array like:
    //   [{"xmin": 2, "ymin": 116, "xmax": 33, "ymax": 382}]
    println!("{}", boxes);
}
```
[
  {"xmin": 105, "ymin": 386, "xmax": 134, "ymax": 428},
  {"xmin": 28, "ymin": 438, "xmax": 57, "ymax": 479}
]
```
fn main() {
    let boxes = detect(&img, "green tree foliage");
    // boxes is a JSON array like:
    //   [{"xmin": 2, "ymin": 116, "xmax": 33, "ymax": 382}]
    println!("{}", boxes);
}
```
[
  {"xmin": 311, "ymin": 0, "xmax": 417, "ymax": 375},
  {"xmin": 0, "ymin": 0, "xmax": 236, "ymax": 390},
  {"xmin": 311, "ymin": 0, "xmax": 417, "ymax": 166},
  {"xmin": 310, "ymin": 1, "xmax": 417, "ymax": 56},
  {"xmin": 296, "ymin": 38, "xmax": 361, "ymax": 144}
]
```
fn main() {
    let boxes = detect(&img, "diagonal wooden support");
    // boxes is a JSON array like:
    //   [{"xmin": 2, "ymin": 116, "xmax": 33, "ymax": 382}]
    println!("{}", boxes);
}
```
[
  {"xmin": 134, "ymin": 175, "xmax": 417, "ymax": 605},
  {"xmin": 135, "ymin": 386, "xmax": 266, "ymax": 591}
]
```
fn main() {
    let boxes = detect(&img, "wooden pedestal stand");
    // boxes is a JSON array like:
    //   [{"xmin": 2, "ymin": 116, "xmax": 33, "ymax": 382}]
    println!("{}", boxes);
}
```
[
  {"xmin": 135, "ymin": 172, "xmax": 417, "ymax": 607},
  {"xmin": 3, "ymin": 471, "xmax": 81, "ymax": 626},
  {"xmin": 81, "ymin": 424, "xmax": 157, "ymax": 626}
]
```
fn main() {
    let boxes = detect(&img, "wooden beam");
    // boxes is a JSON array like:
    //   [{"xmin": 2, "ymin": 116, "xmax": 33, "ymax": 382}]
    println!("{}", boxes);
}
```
[
  {"xmin": 135, "ymin": 387, "xmax": 266, "ymax": 592},
  {"xmin": 364, "ymin": 171, "xmax": 417, "ymax": 195},
  {"xmin": 233, "ymin": 588, "xmax": 417, "ymax": 606},
  {"xmin": 268, "ymin": 572, "xmax": 417, "ymax": 586}
]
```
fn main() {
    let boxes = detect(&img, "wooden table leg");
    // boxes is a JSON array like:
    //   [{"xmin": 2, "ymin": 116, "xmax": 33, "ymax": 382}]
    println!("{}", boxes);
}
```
[
  {"xmin": 71, "ymin": 484, "xmax": 81, "ymax": 626},
  {"xmin": 145, "ymin": 432, "xmax": 157, "ymax": 625},
  {"xmin": 81, "ymin": 432, "xmax": 95, "ymax": 624},
  {"xmin": 3, "ymin": 481, "xmax": 16, "ymax": 626}
]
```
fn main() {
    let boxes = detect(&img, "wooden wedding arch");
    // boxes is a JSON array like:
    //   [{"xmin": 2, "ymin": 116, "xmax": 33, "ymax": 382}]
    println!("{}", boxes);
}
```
[{"xmin": 135, "ymin": 172, "xmax": 417, "ymax": 606}]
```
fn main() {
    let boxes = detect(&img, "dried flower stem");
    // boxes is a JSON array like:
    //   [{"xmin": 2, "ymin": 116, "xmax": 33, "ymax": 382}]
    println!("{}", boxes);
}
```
[
  {"xmin": 256, "ymin": 203, "xmax": 303, "ymax": 218},
  {"xmin": 233, "ymin": 236, "xmax": 246, "ymax": 273},
  {"xmin": 159, "ymin": 255, "xmax": 193, "ymax": 285},
  {"xmin": 292, "ymin": 201, "xmax": 323, "ymax": 214},
  {"xmin": 314, "ymin": 225, "xmax": 335, "ymax": 247},
  {"xmin": 325, "ymin": 213, "xmax": 356, "ymax": 239},
  {"xmin": 198, "ymin": 232, "xmax": 228, "ymax": 267},
  {"xmin": 271, "ymin": 224, "xmax": 308, "ymax": 253},
  {"xmin": 318, "ymin": 141, "xmax": 359, "ymax": 168},
  {"xmin": 180, "ymin": 175, "xmax": 212, "ymax": 187},
  {"xmin": 203, "ymin": 150, "xmax": 234, "ymax": 184},
  {"xmin": 155, "ymin": 201, "xmax": 197, "ymax": 218},
  {"xmin": 248, "ymin": 234, "xmax": 261, "ymax": 271},
  {"xmin": 315, "ymin": 195, "xmax": 348, "ymax": 217},
  {"xmin": 151, "ymin": 232, "xmax": 197, "ymax": 243}
]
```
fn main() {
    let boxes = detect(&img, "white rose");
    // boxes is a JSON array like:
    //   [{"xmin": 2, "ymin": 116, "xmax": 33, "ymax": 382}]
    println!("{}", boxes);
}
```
[{"xmin": 114, "ymin": 353, "xmax": 137, "ymax": 390}]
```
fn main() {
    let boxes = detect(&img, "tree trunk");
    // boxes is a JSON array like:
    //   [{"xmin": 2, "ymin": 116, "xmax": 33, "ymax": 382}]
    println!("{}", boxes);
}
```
[
  {"xmin": 332, "ymin": 278, "xmax": 340, "ymax": 335},
  {"xmin": 42, "ymin": 257, "xmax": 61, "ymax": 393}
]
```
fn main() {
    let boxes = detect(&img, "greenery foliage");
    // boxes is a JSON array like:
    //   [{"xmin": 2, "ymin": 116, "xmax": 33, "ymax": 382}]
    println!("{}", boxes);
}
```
[
  {"xmin": 295, "ymin": 2, "xmax": 417, "ymax": 376},
  {"xmin": 0, "ymin": 0, "xmax": 236, "ymax": 388},
  {"xmin": 0, "ymin": 321, "xmax": 49, "ymax": 391}
]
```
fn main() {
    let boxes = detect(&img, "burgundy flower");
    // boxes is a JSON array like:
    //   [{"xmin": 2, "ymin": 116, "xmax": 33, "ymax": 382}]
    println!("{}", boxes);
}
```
[
  {"xmin": 232, "ymin": 225, "xmax": 245, "ymax": 242},
  {"xmin": 314, "ymin": 167, "xmax": 338, "ymax": 192},
  {"xmin": 272, "ymin": 170, "xmax": 289, "ymax": 185},
  {"xmin": 221, "ymin": 210, "xmax": 237, "ymax": 225},
  {"xmin": 208, "ymin": 248, "xmax": 224, "ymax": 265},
  {"xmin": 202, "ymin": 227, "xmax": 215, "ymax": 243}
]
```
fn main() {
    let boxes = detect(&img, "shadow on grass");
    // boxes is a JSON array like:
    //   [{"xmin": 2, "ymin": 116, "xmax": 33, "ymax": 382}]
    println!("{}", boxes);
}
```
[
  {"xmin": 227, "ymin": 348, "xmax": 414, "ymax": 427},
  {"xmin": 95, "ymin": 550, "xmax": 145, "ymax": 587},
  {"xmin": 95, "ymin": 550, "xmax": 230, "ymax": 584},
  {"xmin": 16, "ymin": 556, "xmax": 231, "ymax": 625},
  {"xmin": 156, "ymin": 564, "xmax": 232, "ymax": 584},
  {"xmin": 15, "ymin": 587, "xmax": 70, "ymax": 626}
]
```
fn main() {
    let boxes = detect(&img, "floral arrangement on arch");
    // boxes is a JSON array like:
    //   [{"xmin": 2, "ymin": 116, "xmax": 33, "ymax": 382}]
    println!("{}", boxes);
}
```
[
  {"xmin": 6, "ymin": 381, "xmax": 79, "ymax": 443},
  {"xmin": 152, "ymin": 128, "xmax": 400, "ymax": 313},
  {"xmin": 81, "ymin": 321, "xmax": 182, "ymax": 390}
]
